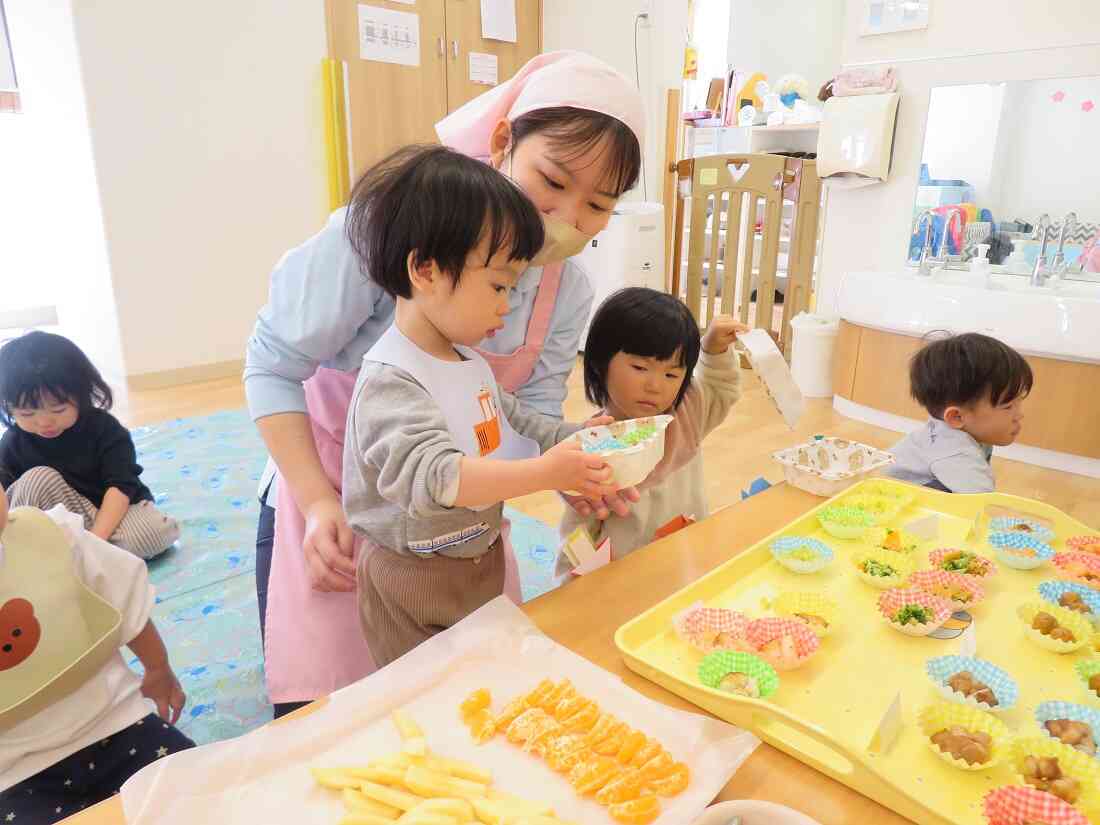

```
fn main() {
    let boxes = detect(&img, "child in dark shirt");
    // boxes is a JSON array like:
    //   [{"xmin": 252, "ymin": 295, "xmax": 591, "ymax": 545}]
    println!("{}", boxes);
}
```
[{"xmin": 0, "ymin": 331, "xmax": 179, "ymax": 559}]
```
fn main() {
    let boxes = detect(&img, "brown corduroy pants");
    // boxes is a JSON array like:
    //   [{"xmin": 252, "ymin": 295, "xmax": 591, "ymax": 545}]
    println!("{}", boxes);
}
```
[{"xmin": 357, "ymin": 537, "xmax": 505, "ymax": 667}]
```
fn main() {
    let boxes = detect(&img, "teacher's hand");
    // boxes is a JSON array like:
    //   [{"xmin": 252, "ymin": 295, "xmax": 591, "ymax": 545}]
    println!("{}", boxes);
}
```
[
  {"xmin": 563, "ymin": 486, "xmax": 641, "ymax": 520},
  {"xmin": 303, "ymin": 497, "xmax": 357, "ymax": 592}
]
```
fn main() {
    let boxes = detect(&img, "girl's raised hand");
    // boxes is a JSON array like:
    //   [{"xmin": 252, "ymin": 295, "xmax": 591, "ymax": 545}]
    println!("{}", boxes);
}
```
[
  {"xmin": 540, "ymin": 439, "xmax": 618, "ymax": 500},
  {"xmin": 703, "ymin": 315, "xmax": 751, "ymax": 355}
]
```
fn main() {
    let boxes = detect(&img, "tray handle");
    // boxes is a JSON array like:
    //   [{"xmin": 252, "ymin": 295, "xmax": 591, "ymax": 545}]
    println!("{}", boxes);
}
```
[{"xmin": 752, "ymin": 711, "xmax": 858, "ymax": 779}]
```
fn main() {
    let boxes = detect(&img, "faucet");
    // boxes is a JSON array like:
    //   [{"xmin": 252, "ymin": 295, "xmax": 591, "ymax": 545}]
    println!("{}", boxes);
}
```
[
  {"xmin": 939, "ymin": 209, "xmax": 964, "ymax": 262},
  {"xmin": 915, "ymin": 209, "xmax": 939, "ymax": 276},
  {"xmin": 1051, "ymin": 211, "xmax": 1077, "ymax": 276},
  {"xmin": 1030, "ymin": 213, "xmax": 1053, "ymax": 287}
]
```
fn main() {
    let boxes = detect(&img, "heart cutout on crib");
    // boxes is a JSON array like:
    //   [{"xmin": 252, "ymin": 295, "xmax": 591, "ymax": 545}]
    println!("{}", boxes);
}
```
[{"xmin": 727, "ymin": 160, "xmax": 751, "ymax": 182}]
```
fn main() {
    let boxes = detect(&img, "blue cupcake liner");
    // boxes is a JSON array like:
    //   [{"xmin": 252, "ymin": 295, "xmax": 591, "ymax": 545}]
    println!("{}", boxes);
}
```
[
  {"xmin": 925, "ymin": 655, "xmax": 1019, "ymax": 712},
  {"xmin": 989, "ymin": 531, "xmax": 1055, "ymax": 570},
  {"xmin": 1035, "ymin": 700, "xmax": 1100, "ymax": 759},
  {"xmin": 989, "ymin": 517, "xmax": 1055, "ymax": 542},
  {"xmin": 1038, "ymin": 581, "xmax": 1100, "ymax": 626},
  {"xmin": 769, "ymin": 536, "xmax": 834, "ymax": 574}
]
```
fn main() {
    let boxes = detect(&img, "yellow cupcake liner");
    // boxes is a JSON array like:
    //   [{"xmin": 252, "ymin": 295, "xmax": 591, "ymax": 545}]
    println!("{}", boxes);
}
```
[
  {"xmin": 841, "ymin": 493, "xmax": 904, "ymax": 525},
  {"xmin": 769, "ymin": 592, "xmax": 840, "ymax": 638},
  {"xmin": 863, "ymin": 525, "xmax": 924, "ymax": 555},
  {"xmin": 1018, "ymin": 602, "xmax": 1093, "ymax": 654},
  {"xmin": 1009, "ymin": 736, "xmax": 1100, "ymax": 813},
  {"xmin": 853, "ymin": 547, "xmax": 916, "ymax": 590},
  {"xmin": 918, "ymin": 701, "xmax": 1013, "ymax": 772},
  {"xmin": 855, "ymin": 481, "xmax": 916, "ymax": 508}
]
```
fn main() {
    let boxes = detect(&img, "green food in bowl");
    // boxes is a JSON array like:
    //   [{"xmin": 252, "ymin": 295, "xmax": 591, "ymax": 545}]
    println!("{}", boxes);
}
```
[
  {"xmin": 862, "ymin": 559, "xmax": 897, "ymax": 578},
  {"xmin": 789, "ymin": 548, "xmax": 817, "ymax": 561},
  {"xmin": 895, "ymin": 604, "xmax": 932, "ymax": 626},
  {"xmin": 819, "ymin": 505, "xmax": 874, "ymax": 527},
  {"xmin": 940, "ymin": 552, "xmax": 984, "ymax": 575}
]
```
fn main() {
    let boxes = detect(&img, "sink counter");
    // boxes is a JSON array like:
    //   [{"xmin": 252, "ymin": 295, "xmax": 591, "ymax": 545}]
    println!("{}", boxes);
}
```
[{"xmin": 832, "ymin": 270, "xmax": 1100, "ymax": 478}]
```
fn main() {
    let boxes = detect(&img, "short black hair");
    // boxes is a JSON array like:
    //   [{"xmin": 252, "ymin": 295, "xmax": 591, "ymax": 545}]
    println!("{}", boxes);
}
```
[
  {"xmin": 583, "ymin": 288, "xmax": 701, "ymax": 410},
  {"xmin": 346, "ymin": 144, "xmax": 545, "ymax": 298},
  {"xmin": 0, "ymin": 331, "xmax": 113, "ymax": 427},
  {"xmin": 511, "ymin": 106, "xmax": 642, "ymax": 196},
  {"xmin": 909, "ymin": 332, "xmax": 1033, "ymax": 419}
]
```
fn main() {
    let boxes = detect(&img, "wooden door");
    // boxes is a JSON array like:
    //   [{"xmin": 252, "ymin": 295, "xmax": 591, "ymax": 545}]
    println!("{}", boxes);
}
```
[
  {"xmin": 326, "ymin": 0, "xmax": 449, "ymax": 177},
  {"xmin": 443, "ymin": 0, "xmax": 541, "ymax": 112}
]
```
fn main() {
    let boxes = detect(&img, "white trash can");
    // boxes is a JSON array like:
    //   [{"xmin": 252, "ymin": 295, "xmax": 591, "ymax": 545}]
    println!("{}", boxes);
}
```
[{"xmin": 789, "ymin": 313, "xmax": 840, "ymax": 398}]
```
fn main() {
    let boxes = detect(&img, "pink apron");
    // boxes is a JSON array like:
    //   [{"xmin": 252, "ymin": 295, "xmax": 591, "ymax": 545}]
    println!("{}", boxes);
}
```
[{"xmin": 263, "ymin": 262, "xmax": 564, "ymax": 701}]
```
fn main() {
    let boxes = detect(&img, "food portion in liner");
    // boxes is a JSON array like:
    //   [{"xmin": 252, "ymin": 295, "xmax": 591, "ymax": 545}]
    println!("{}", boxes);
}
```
[
  {"xmin": 1045, "ymin": 719, "xmax": 1097, "ymax": 756},
  {"xmin": 1060, "ymin": 591, "xmax": 1093, "ymax": 614},
  {"xmin": 946, "ymin": 670, "xmax": 998, "ymax": 708},
  {"xmin": 1032, "ymin": 610, "xmax": 1078, "ymax": 644},
  {"xmin": 895, "ymin": 603, "xmax": 932, "ymax": 626},
  {"xmin": 940, "ymin": 551, "xmax": 988, "ymax": 576},
  {"xmin": 718, "ymin": 672, "xmax": 760, "ymax": 698},
  {"xmin": 930, "ymin": 725, "xmax": 993, "ymax": 766},
  {"xmin": 862, "ymin": 558, "xmax": 897, "ymax": 578},
  {"xmin": 1021, "ymin": 755, "xmax": 1082, "ymax": 805},
  {"xmin": 792, "ymin": 612, "xmax": 829, "ymax": 632}
]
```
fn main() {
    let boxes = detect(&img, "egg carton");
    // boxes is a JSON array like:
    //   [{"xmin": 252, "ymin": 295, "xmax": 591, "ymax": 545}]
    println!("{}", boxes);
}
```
[{"xmin": 771, "ymin": 436, "xmax": 895, "ymax": 497}]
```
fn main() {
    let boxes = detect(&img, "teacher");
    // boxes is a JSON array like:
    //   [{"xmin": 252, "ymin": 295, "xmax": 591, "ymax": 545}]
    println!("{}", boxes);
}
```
[{"xmin": 244, "ymin": 51, "xmax": 645, "ymax": 717}]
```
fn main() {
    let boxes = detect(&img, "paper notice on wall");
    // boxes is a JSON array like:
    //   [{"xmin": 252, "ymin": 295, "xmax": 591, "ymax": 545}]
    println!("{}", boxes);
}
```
[
  {"xmin": 358, "ymin": 4, "xmax": 420, "ymax": 67},
  {"xmin": 480, "ymin": 0, "xmax": 517, "ymax": 42},
  {"xmin": 469, "ymin": 52, "xmax": 499, "ymax": 86}
]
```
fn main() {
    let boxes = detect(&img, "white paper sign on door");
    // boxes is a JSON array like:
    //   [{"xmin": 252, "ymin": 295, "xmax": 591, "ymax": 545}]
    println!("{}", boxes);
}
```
[
  {"xmin": 480, "ymin": 0, "xmax": 517, "ymax": 43},
  {"xmin": 358, "ymin": 4, "xmax": 420, "ymax": 67},
  {"xmin": 469, "ymin": 52, "xmax": 499, "ymax": 86}
]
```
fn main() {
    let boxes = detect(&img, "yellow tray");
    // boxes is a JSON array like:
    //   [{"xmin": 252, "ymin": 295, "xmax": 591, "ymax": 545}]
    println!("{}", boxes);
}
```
[{"xmin": 614, "ymin": 480, "xmax": 1100, "ymax": 825}]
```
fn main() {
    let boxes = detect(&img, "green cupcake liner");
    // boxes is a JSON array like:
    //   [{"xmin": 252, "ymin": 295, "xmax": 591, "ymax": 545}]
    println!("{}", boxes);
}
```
[{"xmin": 698, "ymin": 651, "xmax": 779, "ymax": 698}]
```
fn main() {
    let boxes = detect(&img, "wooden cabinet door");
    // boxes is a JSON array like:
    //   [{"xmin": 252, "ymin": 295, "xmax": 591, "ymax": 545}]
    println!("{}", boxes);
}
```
[
  {"xmin": 326, "ymin": 0, "xmax": 448, "ymax": 177},
  {"xmin": 443, "ymin": 0, "xmax": 541, "ymax": 112}
]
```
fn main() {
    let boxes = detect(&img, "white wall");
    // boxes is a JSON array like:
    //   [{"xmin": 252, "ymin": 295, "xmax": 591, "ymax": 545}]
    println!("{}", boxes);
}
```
[
  {"xmin": 542, "ymin": 0, "xmax": 688, "ymax": 205},
  {"xmin": 815, "ymin": 0, "xmax": 1100, "ymax": 316},
  {"xmin": 70, "ymin": 0, "xmax": 329, "ymax": 379},
  {"xmin": 1, "ymin": 0, "xmax": 126, "ymax": 382},
  {"xmin": 728, "ymin": 0, "xmax": 845, "ymax": 95}
]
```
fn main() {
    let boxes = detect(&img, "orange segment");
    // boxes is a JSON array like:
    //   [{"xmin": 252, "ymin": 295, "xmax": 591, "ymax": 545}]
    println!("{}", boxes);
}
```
[
  {"xmin": 562, "ymin": 701, "xmax": 601, "ymax": 734},
  {"xmin": 506, "ymin": 707, "xmax": 551, "ymax": 745},
  {"xmin": 552, "ymin": 746, "xmax": 595, "ymax": 774},
  {"xmin": 460, "ymin": 688, "xmax": 491, "ymax": 719},
  {"xmin": 493, "ymin": 697, "xmax": 528, "ymax": 732},
  {"xmin": 583, "ymin": 713, "xmax": 621, "ymax": 746},
  {"xmin": 544, "ymin": 734, "xmax": 589, "ymax": 771},
  {"xmin": 594, "ymin": 725, "xmax": 630, "ymax": 756},
  {"xmin": 647, "ymin": 762, "xmax": 690, "ymax": 797},
  {"xmin": 638, "ymin": 751, "xmax": 675, "ymax": 783},
  {"xmin": 616, "ymin": 730, "xmax": 647, "ymax": 764},
  {"xmin": 629, "ymin": 738, "xmax": 664, "ymax": 767},
  {"xmin": 595, "ymin": 767, "xmax": 645, "ymax": 805},
  {"xmin": 570, "ymin": 755, "xmax": 623, "ymax": 794},
  {"xmin": 523, "ymin": 715, "xmax": 563, "ymax": 754},
  {"xmin": 465, "ymin": 708, "xmax": 497, "ymax": 744},
  {"xmin": 609, "ymin": 795, "xmax": 661, "ymax": 825},
  {"xmin": 523, "ymin": 678, "xmax": 556, "ymax": 708},
  {"xmin": 540, "ymin": 679, "xmax": 575, "ymax": 711},
  {"xmin": 554, "ymin": 694, "xmax": 590, "ymax": 721}
]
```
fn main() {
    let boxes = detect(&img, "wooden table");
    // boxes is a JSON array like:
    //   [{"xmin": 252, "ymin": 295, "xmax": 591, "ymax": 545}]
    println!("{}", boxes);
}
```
[{"xmin": 62, "ymin": 484, "xmax": 913, "ymax": 825}]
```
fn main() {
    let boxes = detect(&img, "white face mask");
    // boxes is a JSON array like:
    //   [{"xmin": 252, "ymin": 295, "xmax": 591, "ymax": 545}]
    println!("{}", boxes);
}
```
[{"xmin": 503, "ymin": 150, "xmax": 595, "ymax": 266}]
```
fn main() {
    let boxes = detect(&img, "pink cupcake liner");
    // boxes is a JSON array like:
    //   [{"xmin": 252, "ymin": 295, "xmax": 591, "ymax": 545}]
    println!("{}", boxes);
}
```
[
  {"xmin": 672, "ymin": 602, "xmax": 751, "ymax": 651},
  {"xmin": 878, "ymin": 587, "xmax": 954, "ymax": 636},
  {"xmin": 983, "ymin": 785, "xmax": 1089, "ymax": 825},
  {"xmin": 909, "ymin": 569, "xmax": 986, "ymax": 611}
]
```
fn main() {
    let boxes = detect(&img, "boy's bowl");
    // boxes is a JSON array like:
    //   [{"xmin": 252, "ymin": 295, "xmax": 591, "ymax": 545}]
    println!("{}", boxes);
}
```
[
  {"xmin": 691, "ymin": 800, "xmax": 822, "ymax": 825},
  {"xmin": 989, "ymin": 531, "xmax": 1055, "ymax": 570},
  {"xmin": 770, "ymin": 436, "xmax": 895, "ymax": 498},
  {"xmin": 563, "ymin": 415, "xmax": 672, "ymax": 492}
]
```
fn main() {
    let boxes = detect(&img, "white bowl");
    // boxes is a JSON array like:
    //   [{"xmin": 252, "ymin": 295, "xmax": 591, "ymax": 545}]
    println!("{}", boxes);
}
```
[
  {"xmin": 566, "ymin": 414, "xmax": 672, "ymax": 491},
  {"xmin": 691, "ymin": 800, "xmax": 823, "ymax": 825}
]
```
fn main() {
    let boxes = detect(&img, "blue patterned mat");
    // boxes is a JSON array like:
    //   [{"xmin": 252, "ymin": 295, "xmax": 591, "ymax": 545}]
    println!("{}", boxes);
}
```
[{"xmin": 130, "ymin": 409, "xmax": 561, "ymax": 745}]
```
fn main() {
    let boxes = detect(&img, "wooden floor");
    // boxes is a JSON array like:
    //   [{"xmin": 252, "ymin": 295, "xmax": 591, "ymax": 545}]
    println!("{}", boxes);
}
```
[{"xmin": 117, "ymin": 363, "xmax": 1100, "ymax": 531}]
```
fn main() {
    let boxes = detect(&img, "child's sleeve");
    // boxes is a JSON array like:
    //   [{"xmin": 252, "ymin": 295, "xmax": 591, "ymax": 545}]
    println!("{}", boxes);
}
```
[
  {"xmin": 0, "ymin": 428, "xmax": 26, "ymax": 489},
  {"xmin": 694, "ymin": 348, "xmax": 742, "ymax": 438},
  {"xmin": 51, "ymin": 507, "xmax": 155, "ymax": 644},
  {"xmin": 929, "ymin": 451, "xmax": 996, "ymax": 493},
  {"xmin": 498, "ymin": 391, "xmax": 582, "ymax": 452},
  {"xmin": 352, "ymin": 367, "xmax": 466, "ymax": 516},
  {"xmin": 97, "ymin": 414, "xmax": 147, "ymax": 502}
]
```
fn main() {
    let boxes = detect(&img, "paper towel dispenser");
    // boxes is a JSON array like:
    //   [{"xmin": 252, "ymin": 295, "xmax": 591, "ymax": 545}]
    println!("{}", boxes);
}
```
[{"xmin": 816, "ymin": 92, "xmax": 900, "ymax": 188}]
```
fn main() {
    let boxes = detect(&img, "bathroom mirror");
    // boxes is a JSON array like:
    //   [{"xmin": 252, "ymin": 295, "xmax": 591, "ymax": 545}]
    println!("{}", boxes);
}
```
[{"xmin": 908, "ymin": 75, "xmax": 1100, "ymax": 281}]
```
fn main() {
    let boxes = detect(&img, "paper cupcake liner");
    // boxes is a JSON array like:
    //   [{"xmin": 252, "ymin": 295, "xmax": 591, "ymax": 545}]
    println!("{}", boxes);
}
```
[
  {"xmin": 742, "ymin": 617, "xmax": 820, "ymax": 670},
  {"xmin": 697, "ymin": 651, "xmax": 779, "ymax": 698},
  {"xmin": 770, "ymin": 592, "xmax": 840, "ymax": 638},
  {"xmin": 1038, "ymin": 582, "xmax": 1100, "ymax": 627},
  {"xmin": 926, "ymin": 655, "xmax": 1019, "ymax": 713},
  {"xmin": 1075, "ymin": 659, "xmax": 1100, "ymax": 703},
  {"xmin": 770, "ymin": 536, "xmax": 834, "ymax": 574},
  {"xmin": 983, "ymin": 785, "xmax": 1090, "ymax": 825},
  {"xmin": 878, "ymin": 587, "xmax": 954, "ymax": 637},
  {"xmin": 990, "ymin": 532, "xmax": 1056, "ymax": 570},
  {"xmin": 854, "ymin": 480, "xmax": 916, "ymax": 507},
  {"xmin": 1053, "ymin": 553, "xmax": 1100, "ymax": 591},
  {"xmin": 816, "ymin": 505, "xmax": 874, "ymax": 539},
  {"xmin": 930, "ymin": 547, "xmax": 998, "ymax": 580},
  {"xmin": 1067, "ymin": 535, "xmax": 1100, "ymax": 556},
  {"xmin": 854, "ymin": 548, "xmax": 916, "ymax": 590},
  {"xmin": 839, "ymin": 492, "xmax": 906, "ymax": 525},
  {"xmin": 918, "ymin": 701, "xmax": 1012, "ymax": 771},
  {"xmin": 1035, "ymin": 702, "xmax": 1100, "ymax": 762},
  {"xmin": 989, "ymin": 517, "xmax": 1057, "ymax": 543},
  {"xmin": 863, "ymin": 526, "xmax": 923, "ymax": 555},
  {"xmin": 910, "ymin": 569, "xmax": 986, "ymax": 612},
  {"xmin": 1009, "ymin": 736, "xmax": 1100, "ymax": 812},
  {"xmin": 671, "ymin": 602, "xmax": 751, "ymax": 652},
  {"xmin": 1018, "ymin": 603, "xmax": 1093, "ymax": 654}
]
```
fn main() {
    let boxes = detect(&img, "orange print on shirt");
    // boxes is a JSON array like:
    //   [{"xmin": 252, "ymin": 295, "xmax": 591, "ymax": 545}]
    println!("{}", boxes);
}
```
[{"xmin": 474, "ymin": 385, "xmax": 502, "ymax": 456}]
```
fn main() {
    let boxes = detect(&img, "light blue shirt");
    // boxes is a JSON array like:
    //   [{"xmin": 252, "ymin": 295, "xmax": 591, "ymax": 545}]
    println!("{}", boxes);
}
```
[
  {"xmin": 244, "ymin": 207, "xmax": 595, "ymax": 422},
  {"xmin": 886, "ymin": 418, "xmax": 995, "ymax": 493}
]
